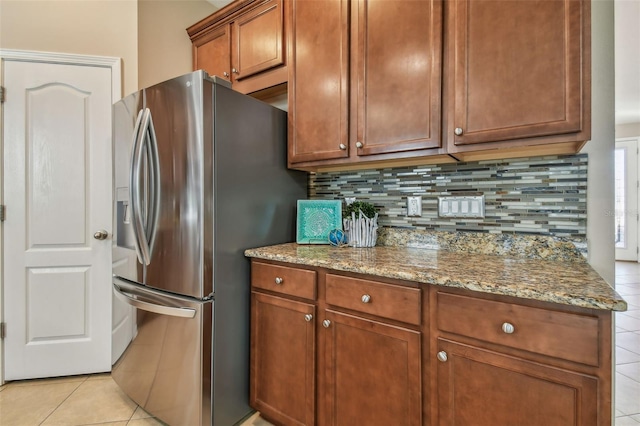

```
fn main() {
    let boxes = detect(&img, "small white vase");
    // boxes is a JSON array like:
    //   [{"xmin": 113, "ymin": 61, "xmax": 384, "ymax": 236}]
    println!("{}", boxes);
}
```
[{"xmin": 343, "ymin": 211, "xmax": 378, "ymax": 247}]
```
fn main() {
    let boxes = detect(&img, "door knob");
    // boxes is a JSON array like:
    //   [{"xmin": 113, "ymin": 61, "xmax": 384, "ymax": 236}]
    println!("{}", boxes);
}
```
[{"xmin": 93, "ymin": 230, "xmax": 109, "ymax": 240}]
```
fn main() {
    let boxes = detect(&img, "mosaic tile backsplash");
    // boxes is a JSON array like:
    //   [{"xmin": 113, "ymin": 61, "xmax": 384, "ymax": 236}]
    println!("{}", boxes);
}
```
[{"xmin": 309, "ymin": 154, "xmax": 587, "ymax": 239}]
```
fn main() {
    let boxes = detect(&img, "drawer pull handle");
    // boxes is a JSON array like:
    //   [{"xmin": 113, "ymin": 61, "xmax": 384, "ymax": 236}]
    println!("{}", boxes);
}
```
[
  {"xmin": 502, "ymin": 322, "xmax": 515, "ymax": 334},
  {"xmin": 322, "ymin": 319, "xmax": 331, "ymax": 328},
  {"xmin": 274, "ymin": 277, "xmax": 283, "ymax": 285},
  {"xmin": 437, "ymin": 351, "xmax": 448, "ymax": 362},
  {"xmin": 361, "ymin": 294, "xmax": 371, "ymax": 304},
  {"xmin": 304, "ymin": 314, "xmax": 313, "ymax": 322}
]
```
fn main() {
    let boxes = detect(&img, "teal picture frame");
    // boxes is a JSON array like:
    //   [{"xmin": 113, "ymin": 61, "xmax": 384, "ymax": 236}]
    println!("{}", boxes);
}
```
[{"xmin": 296, "ymin": 200, "xmax": 342, "ymax": 244}]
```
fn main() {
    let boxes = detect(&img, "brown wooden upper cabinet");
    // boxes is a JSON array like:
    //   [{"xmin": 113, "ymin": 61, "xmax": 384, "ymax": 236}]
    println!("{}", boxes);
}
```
[
  {"xmin": 188, "ymin": 0, "xmax": 287, "ymax": 95},
  {"xmin": 287, "ymin": 0, "xmax": 591, "ymax": 171},
  {"xmin": 288, "ymin": 0, "xmax": 449, "ymax": 170},
  {"xmin": 445, "ymin": 0, "xmax": 591, "ymax": 161}
]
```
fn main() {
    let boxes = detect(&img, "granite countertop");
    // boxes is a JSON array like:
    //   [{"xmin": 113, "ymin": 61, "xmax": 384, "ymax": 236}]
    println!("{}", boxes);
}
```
[{"xmin": 244, "ymin": 243, "xmax": 627, "ymax": 312}]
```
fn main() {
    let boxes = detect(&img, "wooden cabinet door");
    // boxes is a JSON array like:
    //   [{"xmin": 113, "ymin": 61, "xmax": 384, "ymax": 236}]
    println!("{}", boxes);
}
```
[
  {"xmin": 354, "ymin": 0, "xmax": 442, "ymax": 156},
  {"xmin": 192, "ymin": 25, "xmax": 231, "ymax": 82},
  {"xmin": 323, "ymin": 310, "xmax": 421, "ymax": 426},
  {"xmin": 233, "ymin": 0, "xmax": 285, "ymax": 81},
  {"xmin": 435, "ymin": 339, "xmax": 598, "ymax": 426},
  {"xmin": 251, "ymin": 292, "xmax": 316, "ymax": 426},
  {"xmin": 448, "ymin": 0, "xmax": 586, "ymax": 146},
  {"xmin": 288, "ymin": 0, "xmax": 350, "ymax": 165}
]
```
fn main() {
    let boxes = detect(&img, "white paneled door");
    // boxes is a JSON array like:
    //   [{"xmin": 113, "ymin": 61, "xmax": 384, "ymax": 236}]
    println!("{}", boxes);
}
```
[{"xmin": 2, "ymin": 54, "xmax": 117, "ymax": 380}]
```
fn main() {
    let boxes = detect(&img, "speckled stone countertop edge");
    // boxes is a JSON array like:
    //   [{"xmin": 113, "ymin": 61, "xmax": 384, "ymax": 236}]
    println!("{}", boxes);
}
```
[{"xmin": 244, "ymin": 244, "xmax": 627, "ymax": 312}]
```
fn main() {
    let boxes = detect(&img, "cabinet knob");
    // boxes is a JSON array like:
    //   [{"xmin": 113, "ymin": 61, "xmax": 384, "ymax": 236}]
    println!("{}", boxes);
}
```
[
  {"xmin": 274, "ymin": 277, "xmax": 283, "ymax": 285},
  {"xmin": 501, "ymin": 322, "xmax": 515, "ymax": 334},
  {"xmin": 339, "ymin": 143, "xmax": 347, "ymax": 150},
  {"xmin": 454, "ymin": 127, "xmax": 464, "ymax": 136},
  {"xmin": 304, "ymin": 314, "xmax": 313, "ymax": 322},
  {"xmin": 232, "ymin": 68, "xmax": 239, "ymax": 74},
  {"xmin": 322, "ymin": 319, "xmax": 331, "ymax": 328},
  {"xmin": 223, "ymin": 71, "xmax": 229, "ymax": 78},
  {"xmin": 361, "ymin": 294, "xmax": 371, "ymax": 304},
  {"xmin": 355, "ymin": 141, "xmax": 363, "ymax": 148},
  {"xmin": 437, "ymin": 351, "xmax": 448, "ymax": 362}
]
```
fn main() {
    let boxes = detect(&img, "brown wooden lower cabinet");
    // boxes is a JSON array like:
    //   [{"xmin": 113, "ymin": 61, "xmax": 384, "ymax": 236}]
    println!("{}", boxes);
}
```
[
  {"xmin": 250, "ymin": 292, "xmax": 316, "ymax": 426},
  {"xmin": 323, "ymin": 310, "xmax": 422, "ymax": 426},
  {"xmin": 249, "ymin": 260, "xmax": 612, "ymax": 426},
  {"xmin": 435, "ymin": 339, "xmax": 598, "ymax": 426}
]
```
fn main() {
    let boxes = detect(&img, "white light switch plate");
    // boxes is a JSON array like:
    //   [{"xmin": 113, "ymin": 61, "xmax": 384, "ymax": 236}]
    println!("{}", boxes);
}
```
[{"xmin": 438, "ymin": 196, "xmax": 485, "ymax": 218}]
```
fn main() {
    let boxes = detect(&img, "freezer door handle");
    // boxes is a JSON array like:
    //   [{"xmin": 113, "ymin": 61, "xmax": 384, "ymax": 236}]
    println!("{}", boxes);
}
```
[
  {"xmin": 114, "ymin": 283, "xmax": 196, "ymax": 319},
  {"xmin": 129, "ymin": 109, "xmax": 147, "ymax": 265},
  {"xmin": 129, "ymin": 108, "xmax": 160, "ymax": 266}
]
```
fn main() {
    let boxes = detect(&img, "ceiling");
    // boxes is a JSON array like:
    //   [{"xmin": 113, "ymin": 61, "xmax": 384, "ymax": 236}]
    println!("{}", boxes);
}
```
[
  {"xmin": 206, "ymin": 0, "xmax": 639, "ymax": 126},
  {"xmin": 615, "ymin": 0, "xmax": 640, "ymax": 125}
]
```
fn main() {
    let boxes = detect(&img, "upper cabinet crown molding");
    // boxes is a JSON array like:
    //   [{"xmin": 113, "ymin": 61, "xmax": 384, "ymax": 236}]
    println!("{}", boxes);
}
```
[{"xmin": 187, "ymin": 0, "xmax": 260, "ymax": 38}]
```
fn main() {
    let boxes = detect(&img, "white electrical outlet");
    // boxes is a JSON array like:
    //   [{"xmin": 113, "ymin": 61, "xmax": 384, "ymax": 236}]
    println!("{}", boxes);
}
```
[{"xmin": 407, "ymin": 196, "xmax": 422, "ymax": 217}]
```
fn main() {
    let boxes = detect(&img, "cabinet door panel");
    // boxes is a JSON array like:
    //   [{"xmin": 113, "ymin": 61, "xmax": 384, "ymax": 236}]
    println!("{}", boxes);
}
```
[
  {"xmin": 233, "ymin": 0, "xmax": 285, "ymax": 80},
  {"xmin": 450, "ymin": 0, "xmax": 584, "ymax": 145},
  {"xmin": 288, "ymin": 0, "xmax": 350, "ymax": 164},
  {"xmin": 324, "ymin": 310, "xmax": 421, "ymax": 426},
  {"xmin": 436, "ymin": 339, "xmax": 598, "ymax": 426},
  {"xmin": 251, "ymin": 292, "xmax": 316, "ymax": 426},
  {"xmin": 193, "ymin": 25, "xmax": 231, "ymax": 82},
  {"xmin": 355, "ymin": 0, "xmax": 442, "ymax": 155}
]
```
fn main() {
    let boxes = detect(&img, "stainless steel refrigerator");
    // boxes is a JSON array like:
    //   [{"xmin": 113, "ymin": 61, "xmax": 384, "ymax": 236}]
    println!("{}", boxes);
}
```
[{"xmin": 111, "ymin": 71, "xmax": 307, "ymax": 426}]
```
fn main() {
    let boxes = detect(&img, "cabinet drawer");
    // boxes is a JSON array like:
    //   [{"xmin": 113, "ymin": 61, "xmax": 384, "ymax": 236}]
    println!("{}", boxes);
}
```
[
  {"xmin": 436, "ymin": 292, "xmax": 600, "ymax": 366},
  {"xmin": 251, "ymin": 262, "xmax": 317, "ymax": 300},
  {"xmin": 326, "ymin": 274, "xmax": 421, "ymax": 325}
]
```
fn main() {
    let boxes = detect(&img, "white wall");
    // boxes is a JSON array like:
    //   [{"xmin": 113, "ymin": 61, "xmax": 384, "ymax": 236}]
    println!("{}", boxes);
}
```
[
  {"xmin": 0, "ymin": 0, "xmax": 138, "ymax": 96},
  {"xmin": 617, "ymin": 122, "xmax": 640, "ymax": 139},
  {"xmin": 0, "ymin": 0, "xmax": 217, "ymax": 95},
  {"xmin": 583, "ymin": 0, "xmax": 616, "ymax": 284},
  {"xmin": 138, "ymin": 0, "xmax": 216, "ymax": 90}
]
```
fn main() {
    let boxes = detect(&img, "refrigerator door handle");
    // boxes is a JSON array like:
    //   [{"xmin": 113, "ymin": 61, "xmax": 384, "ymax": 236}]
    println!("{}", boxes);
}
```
[
  {"xmin": 128, "ymin": 109, "xmax": 146, "ymax": 265},
  {"xmin": 145, "ymin": 110, "xmax": 161, "ymax": 259},
  {"xmin": 130, "ymin": 108, "xmax": 153, "ymax": 265},
  {"xmin": 114, "ymin": 283, "xmax": 197, "ymax": 319}
]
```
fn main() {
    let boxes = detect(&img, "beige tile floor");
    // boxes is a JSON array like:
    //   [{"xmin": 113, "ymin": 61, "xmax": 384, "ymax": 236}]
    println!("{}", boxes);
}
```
[
  {"xmin": 2, "ymin": 261, "xmax": 640, "ymax": 426},
  {"xmin": 0, "ymin": 372, "xmax": 273, "ymax": 426},
  {"xmin": 614, "ymin": 261, "xmax": 640, "ymax": 426}
]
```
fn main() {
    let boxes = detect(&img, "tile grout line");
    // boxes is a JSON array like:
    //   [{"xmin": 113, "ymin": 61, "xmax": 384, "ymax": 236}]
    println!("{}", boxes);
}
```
[{"xmin": 37, "ymin": 375, "xmax": 90, "ymax": 426}]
